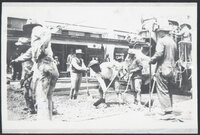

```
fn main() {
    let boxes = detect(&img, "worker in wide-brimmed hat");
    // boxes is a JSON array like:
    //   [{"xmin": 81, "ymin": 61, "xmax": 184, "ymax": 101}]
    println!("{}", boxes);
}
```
[
  {"xmin": 13, "ymin": 37, "xmax": 35, "ymax": 113},
  {"xmin": 124, "ymin": 48, "xmax": 143, "ymax": 105},
  {"xmin": 70, "ymin": 49, "xmax": 88, "ymax": 99},
  {"xmin": 12, "ymin": 18, "xmax": 59, "ymax": 120},
  {"xmin": 177, "ymin": 22, "xmax": 192, "ymax": 42},
  {"xmin": 10, "ymin": 38, "xmax": 29, "ymax": 81},
  {"xmin": 149, "ymin": 24, "xmax": 178, "ymax": 115}
]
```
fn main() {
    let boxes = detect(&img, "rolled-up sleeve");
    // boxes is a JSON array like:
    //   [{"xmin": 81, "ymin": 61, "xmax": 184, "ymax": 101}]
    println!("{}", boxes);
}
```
[
  {"xmin": 15, "ymin": 48, "xmax": 32, "ymax": 62},
  {"xmin": 31, "ymin": 26, "xmax": 51, "ymax": 61},
  {"xmin": 71, "ymin": 58, "xmax": 83, "ymax": 71}
]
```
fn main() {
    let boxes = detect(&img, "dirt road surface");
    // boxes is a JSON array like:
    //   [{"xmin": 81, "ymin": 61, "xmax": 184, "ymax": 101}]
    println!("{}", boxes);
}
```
[{"xmin": 6, "ymin": 78, "xmax": 197, "ymax": 133}]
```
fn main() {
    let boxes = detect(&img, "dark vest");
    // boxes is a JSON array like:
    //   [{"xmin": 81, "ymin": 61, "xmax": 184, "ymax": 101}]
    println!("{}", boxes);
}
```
[{"xmin": 71, "ymin": 57, "xmax": 83, "ymax": 74}]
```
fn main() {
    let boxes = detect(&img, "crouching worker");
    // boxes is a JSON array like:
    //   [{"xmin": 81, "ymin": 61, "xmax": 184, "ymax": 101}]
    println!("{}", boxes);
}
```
[
  {"xmin": 125, "ymin": 49, "xmax": 143, "ymax": 105},
  {"xmin": 88, "ymin": 60, "xmax": 123, "ymax": 107}
]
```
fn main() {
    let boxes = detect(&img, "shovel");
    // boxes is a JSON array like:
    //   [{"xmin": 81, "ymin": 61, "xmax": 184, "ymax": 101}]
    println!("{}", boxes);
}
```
[
  {"xmin": 86, "ymin": 71, "xmax": 94, "ymax": 100},
  {"xmin": 144, "ymin": 79, "xmax": 156, "ymax": 108}
]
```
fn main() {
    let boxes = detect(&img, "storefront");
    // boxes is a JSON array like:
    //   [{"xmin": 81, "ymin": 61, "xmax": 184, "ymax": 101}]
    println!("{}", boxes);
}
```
[{"xmin": 51, "ymin": 43, "xmax": 104, "ymax": 72}]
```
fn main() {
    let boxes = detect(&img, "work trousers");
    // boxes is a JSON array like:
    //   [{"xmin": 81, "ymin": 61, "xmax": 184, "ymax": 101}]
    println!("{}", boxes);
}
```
[
  {"xmin": 12, "ymin": 62, "xmax": 22, "ymax": 80},
  {"xmin": 130, "ymin": 78, "xmax": 142, "ymax": 103},
  {"xmin": 32, "ymin": 58, "xmax": 59, "ymax": 121},
  {"xmin": 23, "ymin": 73, "xmax": 35, "ymax": 112},
  {"xmin": 70, "ymin": 72, "xmax": 82, "ymax": 99},
  {"xmin": 155, "ymin": 71, "xmax": 174, "ymax": 112}
]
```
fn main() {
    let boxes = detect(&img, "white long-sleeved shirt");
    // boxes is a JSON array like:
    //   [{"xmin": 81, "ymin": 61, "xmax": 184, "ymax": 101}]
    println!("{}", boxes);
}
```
[
  {"xmin": 71, "ymin": 57, "xmax": 86, "ymax": 73},
  {"xmin": 31, "ymin": 26, "xmax": 53, "ymax": 63}
]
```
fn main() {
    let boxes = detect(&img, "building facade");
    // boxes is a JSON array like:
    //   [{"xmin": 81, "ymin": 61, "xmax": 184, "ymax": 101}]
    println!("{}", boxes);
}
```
[{"xmin": 7, "ymin": 17, "xmax": 136, "ymax": 72}]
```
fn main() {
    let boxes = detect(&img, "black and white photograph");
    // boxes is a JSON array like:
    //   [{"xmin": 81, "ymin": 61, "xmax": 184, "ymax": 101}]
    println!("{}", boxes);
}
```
[{"xmin": 1, "ymin": 2, "xmax": 198, "ymax": 133}]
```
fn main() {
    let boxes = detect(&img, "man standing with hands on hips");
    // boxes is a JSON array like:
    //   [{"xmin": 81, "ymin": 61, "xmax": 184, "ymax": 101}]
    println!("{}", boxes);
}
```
[{"xmin": 70, "ymin": 49, "xmax": 88, "ymax": 100}]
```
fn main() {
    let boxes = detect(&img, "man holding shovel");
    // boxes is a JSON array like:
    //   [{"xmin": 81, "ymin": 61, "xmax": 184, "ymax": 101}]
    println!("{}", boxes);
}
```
[
  {"xmin": 88, "ymin": 60, "xmax": 123, "ymax": 107},
  {"xmin": 149, "ymin": 25, "xmax": 178, "ymax": 115},
  {"xmin": 125, "ymin": 49, "xmax": 143, "ymax": 105}
]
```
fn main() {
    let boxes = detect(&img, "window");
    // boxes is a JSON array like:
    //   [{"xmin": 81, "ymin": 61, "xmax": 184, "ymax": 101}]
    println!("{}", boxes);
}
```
[
  {"xmin": 62, "ymin": 30, "xmax": 68, "ymax": 35},
  {"xmin": 7, "ymin": 17, "xmax": 27, "ymax": 30},
  {"xmin": 90, "ymin": 33, "xmax": 102, "ymax": 38},
  {"xmin": 68, "ymin": 31, "xmax": 85, "ymax": 36},
  {"xmin": 117, "ymin": 35, "xmax": 126, "ymax": 40}
]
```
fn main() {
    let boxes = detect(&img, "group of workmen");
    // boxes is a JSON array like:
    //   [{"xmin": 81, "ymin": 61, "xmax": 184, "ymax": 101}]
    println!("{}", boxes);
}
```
[{"xmin": 10, "ymin": 18, "xmax": 179, "ymax": 121}]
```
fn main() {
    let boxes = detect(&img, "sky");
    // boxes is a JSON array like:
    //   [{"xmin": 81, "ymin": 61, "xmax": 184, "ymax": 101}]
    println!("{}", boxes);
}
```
[{"xmin": 2, "ymin": 3, "xmax": 197, "ymax": 32}]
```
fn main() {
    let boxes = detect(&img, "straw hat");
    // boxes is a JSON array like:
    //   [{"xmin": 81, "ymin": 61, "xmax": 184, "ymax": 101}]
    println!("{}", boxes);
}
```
[
  {"xmin": 180, "ymin": 23, "xmax": 191, "ymax": 29},
  {"xmin": 156, "ymin": 25, "xmax": 171, "ymax": 32},
  {"xmin": 15, "ymin": 37, "xmax": 29, "ymax": 46}
]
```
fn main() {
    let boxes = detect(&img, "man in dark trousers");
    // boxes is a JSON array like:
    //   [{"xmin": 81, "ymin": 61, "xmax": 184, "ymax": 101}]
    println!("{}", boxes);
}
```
[
  {"xmin": 149, "ymin": 25, "xmax": 178, "ymax": 115},
  {"xmin": 11, "ymin": 47, "xmax": 22, "ymax": 80}
]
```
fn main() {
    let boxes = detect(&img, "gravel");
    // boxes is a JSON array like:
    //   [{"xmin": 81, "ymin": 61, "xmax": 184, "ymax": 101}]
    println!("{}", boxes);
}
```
[{"xmin": 7, "ymin": 83, "xmax": 192, "ymax": 122}]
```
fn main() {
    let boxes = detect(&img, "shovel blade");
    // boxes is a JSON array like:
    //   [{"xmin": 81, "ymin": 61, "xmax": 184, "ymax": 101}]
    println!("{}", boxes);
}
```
[{"xmin": 144, "ymin": 99, "xmax": 154, "ymax": 107}]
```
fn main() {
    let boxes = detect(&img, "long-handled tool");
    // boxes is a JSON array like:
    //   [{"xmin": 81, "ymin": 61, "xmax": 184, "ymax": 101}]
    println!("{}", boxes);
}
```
[
  {"xmin": 104, "ymin": 70, "xmax": 121, "ymax": 96},
  {"xmin": 121, "ymin": 73, "xmax": 132, "ymax": 94},
  {"xmin": 85, "ymin": 71, "xmax": 90, "ymax": 96},
  {"xmin": 85, "ymin": 71, "xmax": 94, "ymax": 100},
  {"xmin": 144, "ymin": 78, "xmax": 156, "ymax": 108},
  {"xmin": 148, "ymin": 31, "xmax": 152, "ymax": 112}
]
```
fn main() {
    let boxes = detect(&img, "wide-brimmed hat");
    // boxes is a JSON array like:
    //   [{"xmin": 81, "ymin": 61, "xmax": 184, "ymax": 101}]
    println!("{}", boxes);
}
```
[
  {"xmin": 156, "ymin": 27, "xmax": 171, "ymax": 32},
  {"xmin": 88, "ymin": 60, "xmax": 99, "ymax": 68},
  {"xmin": 180, "ymin": 23, "xmax": 191, "ymax": 29},
  {"xmin": 23, "ymin": 19, "xmax": 42, "ymax": 33},
  {"xmin": 155, "ymin": 23, "xmax": 171, "ymax": 32},
  {"xmin": 15, "ymin": 37, "xmax": 30, "ymax": 46},
  {"xmin": 75, "ymin": 49, "xmax": 84, "ymax": 54},
  {"xmin": 128, "ymin": 49, "xmax": 136, "ymax": 55}
]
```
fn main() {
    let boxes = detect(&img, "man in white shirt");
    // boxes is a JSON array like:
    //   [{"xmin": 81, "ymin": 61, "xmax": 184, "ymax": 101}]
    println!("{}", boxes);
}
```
[
  {"xmin": 13, "ymin": 19, "xmax": 59, "ymax": 120},
  {"xmin": 66, "ymin": 48, "xmax": 75, "ymax": 76},
  {"xmin": 70, "ymin": 49, "xmax": 88, "ymax": 99}
]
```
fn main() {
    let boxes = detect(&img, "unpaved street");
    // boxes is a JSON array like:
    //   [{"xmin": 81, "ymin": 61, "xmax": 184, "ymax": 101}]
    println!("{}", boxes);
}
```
[{"xmin": 6, "ymin": 78, "xmax": 196, "ymax": 133}]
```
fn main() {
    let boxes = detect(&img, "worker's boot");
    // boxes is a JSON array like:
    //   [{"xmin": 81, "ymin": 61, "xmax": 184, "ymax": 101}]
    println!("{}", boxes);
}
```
[
  {"xmin": 137, "ymin": 92, "xmax": 142, "ymax": 106},
  {"xmin": 93, "ymin": 98, "xmax": 105, "ymax": 106},
  {"xmin": 70, "ymin": 89, "xmax": 74, "ymax": 99},
  {"xmin": 116, "ymin": 92, "xmax": 123, "ymax": 104},
  {"xmin": 73, "ymin": 95, "xmax": 77, "ymax": 100}
]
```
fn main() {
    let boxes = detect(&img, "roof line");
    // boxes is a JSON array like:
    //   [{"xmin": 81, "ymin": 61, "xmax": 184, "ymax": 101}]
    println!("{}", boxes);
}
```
[{"xmin": 45, "ymin": 20, "xmax": 107, "ymax": 30}]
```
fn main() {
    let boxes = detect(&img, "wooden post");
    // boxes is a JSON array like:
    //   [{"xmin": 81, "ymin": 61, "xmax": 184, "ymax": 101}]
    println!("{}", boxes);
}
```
[
  {"xmin": 184, "ymin": 43, "xmax": 188, "ymax": 74},
  {"xmin": 149, "ymin": 31, "xmax": 152, "ymax": 112}
]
